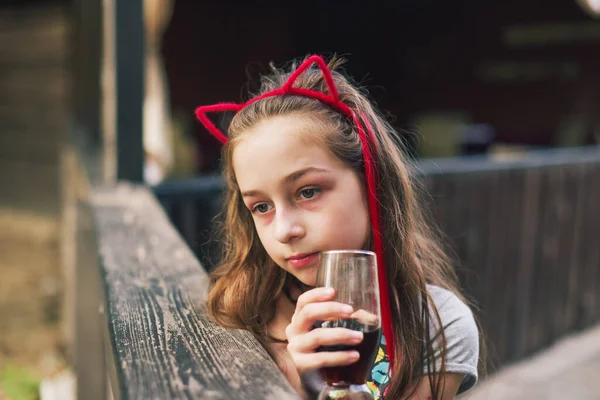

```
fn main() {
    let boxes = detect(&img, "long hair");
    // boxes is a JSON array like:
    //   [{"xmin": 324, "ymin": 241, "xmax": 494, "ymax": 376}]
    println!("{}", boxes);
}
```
[{"xmin": 207, "ymin": 56, "xmax": 469, "ymax": 398}]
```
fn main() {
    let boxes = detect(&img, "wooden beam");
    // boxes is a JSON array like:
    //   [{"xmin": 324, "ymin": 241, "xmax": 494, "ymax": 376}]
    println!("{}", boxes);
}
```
[
  {"xmin": 72, "ymin": 0, "xmax": 102, "ymax": 149},
  {"xmin": 115, "ymin": 0, "xmax": 144, "ymax": 182}
]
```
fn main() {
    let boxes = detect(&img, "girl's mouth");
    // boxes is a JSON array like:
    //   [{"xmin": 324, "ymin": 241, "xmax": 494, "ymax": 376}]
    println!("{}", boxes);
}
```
[{"xmin": 287, "ymin": 252, "xmax": 319, "ymax": 268}]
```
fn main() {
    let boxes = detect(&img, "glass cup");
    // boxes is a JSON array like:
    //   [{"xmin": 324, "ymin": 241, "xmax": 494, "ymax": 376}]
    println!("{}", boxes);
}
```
[{"xmin": 314, "ymin": 250, "xmax": 381, "ymax": 400}]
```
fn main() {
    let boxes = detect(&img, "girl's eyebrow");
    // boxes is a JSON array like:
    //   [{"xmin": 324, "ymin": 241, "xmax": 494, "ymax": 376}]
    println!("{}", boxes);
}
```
[
  {"xmin": 282, "ymin": 167, "xmax": 329, "ymax": 185},
  {"xmin": 241, "ymin": 167, "xmax": 330, "ymax": 198}
]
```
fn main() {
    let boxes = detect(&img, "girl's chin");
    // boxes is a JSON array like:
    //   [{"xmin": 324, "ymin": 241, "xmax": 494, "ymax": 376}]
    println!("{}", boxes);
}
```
[
  {"xmin": 290, "ymin": 271, "xmax": 317, "ymax": 289},
  {"xmin": 299, "ymin": 280, "xmax": 316, "ymax": 290}
]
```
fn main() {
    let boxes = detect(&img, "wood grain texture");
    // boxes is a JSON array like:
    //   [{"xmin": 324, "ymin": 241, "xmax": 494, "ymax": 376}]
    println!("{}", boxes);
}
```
[
  {"xmin": 91, "ymin": 184, "xmax": 300, "ymax": 400},
  {"xmin": 0, "ymin": 131, "xmax": 60, "ymax": 165},
  {"xmin": 0, "ymin": 105, "xmax": 66, "ymax": 131},
  {"xmin": 0, "ymin": 158, "xmax": 60, "ymax": 213},
  {"xmin": 421, "ymin": 150, "xmax": 600, "ymax": 367},
  {"xmin": 0, "ymin": 67, "xmax": 68, "ymax": 106},
  {"xmin": 0, "ymin": 4, "xmax": 68, "ymax": 215},
  {"xmin": 0, "ymin": 17, "xmax": 68, "ymax": 66},
  {"xmin": 76, "ymin": 197, "xmax": 107, "ymax": 400}
]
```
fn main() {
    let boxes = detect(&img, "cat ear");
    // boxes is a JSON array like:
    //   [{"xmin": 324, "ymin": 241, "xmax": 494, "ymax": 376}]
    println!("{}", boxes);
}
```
[
  {"xmin": 195, "ymin": 56, "xmax": 342, "ymax": 144},
  {"xmin": 281, "ymin": 55, "xmax": 340, "ymax": 104},
  {"xmin": 194, "ymin": 103, "xmax": 243, "ymax": 144}
]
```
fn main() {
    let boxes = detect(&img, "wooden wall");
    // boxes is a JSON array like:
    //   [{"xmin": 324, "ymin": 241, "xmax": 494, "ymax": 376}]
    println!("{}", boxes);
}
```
[
  {"xmin": 0, "ymin": 1, "xmax": 69, "ymax": 379},
  {"xmin": 0, "ymin": 3, "xmax": 69, "ymax": 215}
]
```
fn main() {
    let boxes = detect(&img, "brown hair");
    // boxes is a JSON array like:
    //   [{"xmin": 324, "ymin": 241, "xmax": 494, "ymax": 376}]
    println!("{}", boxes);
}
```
[{"xmin": 207, "ymin": 56, "xmax": 474, "ymax": 398}]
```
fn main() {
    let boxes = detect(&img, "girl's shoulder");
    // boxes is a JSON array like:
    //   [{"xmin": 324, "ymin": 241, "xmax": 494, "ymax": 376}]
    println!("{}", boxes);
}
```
[
  {"xmin": 426, "ymin": 284, "xmax": 475, "ymax": 323},
  {"xmin": 367, "ymin": 285, "xmax": 480, "ymax": 398},
  {"xmin": 425, "ymin": 284, "xmax": 480, "ymax": 394}
]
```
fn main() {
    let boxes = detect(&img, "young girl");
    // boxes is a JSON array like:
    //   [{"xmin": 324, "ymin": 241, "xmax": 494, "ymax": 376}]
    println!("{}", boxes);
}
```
[{"xmin": 196, "ymin": 55, "xmax": 480, "ymax": 399}]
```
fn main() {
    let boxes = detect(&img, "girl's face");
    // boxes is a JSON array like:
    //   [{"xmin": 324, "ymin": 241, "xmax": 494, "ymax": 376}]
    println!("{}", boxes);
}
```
[{"xmin": 233, "ymin": 113, "xmax": 370, "ymax": 287}]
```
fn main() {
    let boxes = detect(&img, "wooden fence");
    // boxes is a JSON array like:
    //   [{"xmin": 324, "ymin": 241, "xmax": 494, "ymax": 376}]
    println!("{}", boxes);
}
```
[
  {"xmin": 155, "ymin": 146, "xmax": 600, "ymax": 368},
  {"xmin": 421, "ymin": 147, "xmax": 600, "ymax": 365}
]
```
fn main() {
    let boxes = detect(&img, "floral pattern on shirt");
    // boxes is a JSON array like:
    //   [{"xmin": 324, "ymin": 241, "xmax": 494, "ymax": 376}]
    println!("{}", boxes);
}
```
[{"xmin": 367, "ymin": 333, "xmax": 390, "ymax": 399}]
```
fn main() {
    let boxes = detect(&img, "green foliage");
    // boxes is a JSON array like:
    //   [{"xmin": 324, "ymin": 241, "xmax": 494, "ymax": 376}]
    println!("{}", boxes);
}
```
[{"xmin": 0, "ymin": 363, "xmax": 40, "ymax": 400}]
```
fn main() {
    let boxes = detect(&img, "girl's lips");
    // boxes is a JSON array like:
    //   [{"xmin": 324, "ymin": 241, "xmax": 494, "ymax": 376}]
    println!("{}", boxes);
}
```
[{"xmin": 287, "ymin": 252, "xmax": 319, "ymax": 269}]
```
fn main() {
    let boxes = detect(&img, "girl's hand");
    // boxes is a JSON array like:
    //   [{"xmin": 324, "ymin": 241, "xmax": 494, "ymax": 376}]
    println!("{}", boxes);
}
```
[{"xmin": 285, "ymin": 287, "xmax": 364, "ymax": 375}]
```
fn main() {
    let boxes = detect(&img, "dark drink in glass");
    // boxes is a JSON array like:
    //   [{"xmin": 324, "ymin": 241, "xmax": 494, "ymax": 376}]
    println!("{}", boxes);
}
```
[
  {"xmin": 316, "ymin": 321, "xmax": 381, "ymax": 385},
  {"xmin": 315, "ymin": 250, "xmax": 382, "ymax": 400}
]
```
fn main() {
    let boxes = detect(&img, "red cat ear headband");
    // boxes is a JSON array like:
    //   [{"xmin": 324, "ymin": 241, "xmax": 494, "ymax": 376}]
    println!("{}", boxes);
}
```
[{"xmin": 195, "ymin": 55, "xmax": 395, "ymax": 370}]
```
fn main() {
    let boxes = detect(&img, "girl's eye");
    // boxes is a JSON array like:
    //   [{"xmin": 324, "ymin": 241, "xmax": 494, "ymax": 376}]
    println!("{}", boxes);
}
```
[
  {"xmin": 252, "ymin": 203, "xmax": 272, "ymax": 214},
  {"xmin": 299, "ymin": 188, "xmax": 320, "ymax": 200}
]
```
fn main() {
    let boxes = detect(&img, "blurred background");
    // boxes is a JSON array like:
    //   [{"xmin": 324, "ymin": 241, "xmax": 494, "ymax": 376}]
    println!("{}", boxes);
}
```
[{"xmin": 0, "ymin": 0, "xmax": 599, "ymax": 399}]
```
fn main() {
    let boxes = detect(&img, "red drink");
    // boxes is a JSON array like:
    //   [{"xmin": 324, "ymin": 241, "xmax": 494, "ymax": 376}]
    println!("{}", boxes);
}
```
[{"xmin": 315, "ymin": 319, "xmax": 381, "ymax": 385}]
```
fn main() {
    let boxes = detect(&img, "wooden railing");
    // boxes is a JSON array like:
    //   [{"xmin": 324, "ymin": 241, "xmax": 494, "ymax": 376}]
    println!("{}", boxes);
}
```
[
  {"xmin": 65, "ymin": 148, "xmax": 301, "ymax": 399},
  {"xmin": 66, "ymin": 143, "xmax": 600, "ymax": 398},
  {"xmin": 154, "ymin": 146, "xmax": 600, "ymax": 368},
  {"xmin": 95, "ymin": 184, "xmax": 299, "ymax": 399}
]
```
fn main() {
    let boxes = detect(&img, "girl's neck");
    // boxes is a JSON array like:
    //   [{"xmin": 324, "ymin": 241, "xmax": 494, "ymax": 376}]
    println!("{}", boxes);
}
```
[
  {"xmin": 268, "ymin": 276, "xmax": 313, "ymax": 341},
  {"xmin": 268, "ymin": 290, "xmax": 296, "ymax": 341},
  {"xmin": 283, "ymin": 275, "xmax": 313, "ymax": 304}
]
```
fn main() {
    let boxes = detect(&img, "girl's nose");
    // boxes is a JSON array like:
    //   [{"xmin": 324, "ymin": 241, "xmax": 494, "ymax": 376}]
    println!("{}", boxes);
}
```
[{"xmin": 273, "ymin": 209, "xmax": 305, "ymax": 244}]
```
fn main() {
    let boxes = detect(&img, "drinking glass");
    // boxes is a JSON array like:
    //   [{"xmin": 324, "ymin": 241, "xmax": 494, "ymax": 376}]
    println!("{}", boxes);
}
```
[{"xmin": 315, "ymin": 250, "xmax": 381, "ymax": 400}]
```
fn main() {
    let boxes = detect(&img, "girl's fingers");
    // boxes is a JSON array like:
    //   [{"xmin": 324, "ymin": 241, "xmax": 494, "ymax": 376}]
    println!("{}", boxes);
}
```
[
  {"xmin": 295, "ymin": 287, "xmax": 336, "ymax": 313},
  {"xmin": 288, "ymin": 327, "xmax": 363, "ymax": 353},
  {"xmin": 292, "ymin": 350, "xmax": 360, "ymax": 374},
  {"xmin": 285, "ymin": 290, "xmax": 363, "ymax": 375},
  {"xmin": 288, "ymin": 302, "xmax": 354, "ymax": 335}
]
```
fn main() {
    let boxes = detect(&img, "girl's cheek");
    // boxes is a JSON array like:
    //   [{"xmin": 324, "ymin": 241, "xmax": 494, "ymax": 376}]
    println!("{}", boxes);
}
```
[
  {"xmin": 254, "ymin": 221, "xmax": 271, "ymax": 242},
  {"xmin": 253, "ymin": 212, "xmax": 274, "ymax": 226},
  {"xmin": 301, "ymin": 190, "xmax": 328, "ymax": 211},
  {"xmin": 302, "ymin": 201, "xmax": 320, "ymax": 212}
]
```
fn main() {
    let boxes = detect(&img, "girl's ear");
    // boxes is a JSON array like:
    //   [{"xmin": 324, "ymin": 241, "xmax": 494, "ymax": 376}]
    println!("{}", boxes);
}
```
[{"xmin": 195, "ymin": 102, "xmax": 243, "ymax": 144}]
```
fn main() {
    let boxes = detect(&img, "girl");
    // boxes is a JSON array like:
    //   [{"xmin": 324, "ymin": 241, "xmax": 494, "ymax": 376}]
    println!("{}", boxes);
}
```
[{"xmin": 196, "ymin": 55, "xmax": 480, "ymax": 399}]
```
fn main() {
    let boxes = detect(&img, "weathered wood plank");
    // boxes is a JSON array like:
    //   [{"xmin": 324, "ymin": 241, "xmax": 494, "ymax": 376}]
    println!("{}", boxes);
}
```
[
  {"xmin": 0, "ymin": 129, "xmax": 62, "ymax": 150},
  {"xmin": 0, "ymin": 105, "xmax": 66, "ymax": 131},
  {"xmin": 0, "ymin": 20, "xmax": 67, "ymax": 66},
  {"xmin": 114, "ymin": 0, "xmax": 144, "ymax": 182},
  {"xmin": 0, "ymin": 5, "xmax": 66, "ymax": 33},
  {"xmin": 0, "ymin": 159, "xmax": 60, "ymax": 213},
  {"xmin": 0, "ymin": 6, "xmax": 67, "ymax": 80},
  {"xmin": 513, "ymin": 168, "xmax": 539, "ymax": 359},
  {"xmin": 91, "ymin": 184, "xmax": 299, "ymax": 399},
  {"xmin": 0, "ymin": 131, "xmax": 60, "ymax": 165},
  {"xmin": 0, "ymin": 67, "xmax": 68, "ymax": 105},
  {"xmin": 578, "ymin": 163, "xmax": 600, "ymax": 327},
  {"xmin": 75, "ymin": 196, "xmax": 107, "ymax": 400}
]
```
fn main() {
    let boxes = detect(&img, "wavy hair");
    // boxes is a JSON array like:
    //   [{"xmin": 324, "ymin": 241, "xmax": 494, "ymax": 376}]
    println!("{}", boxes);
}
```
[{"xmin": 207, "ymin": 56, "xmax": 473, "ymax": 398}]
